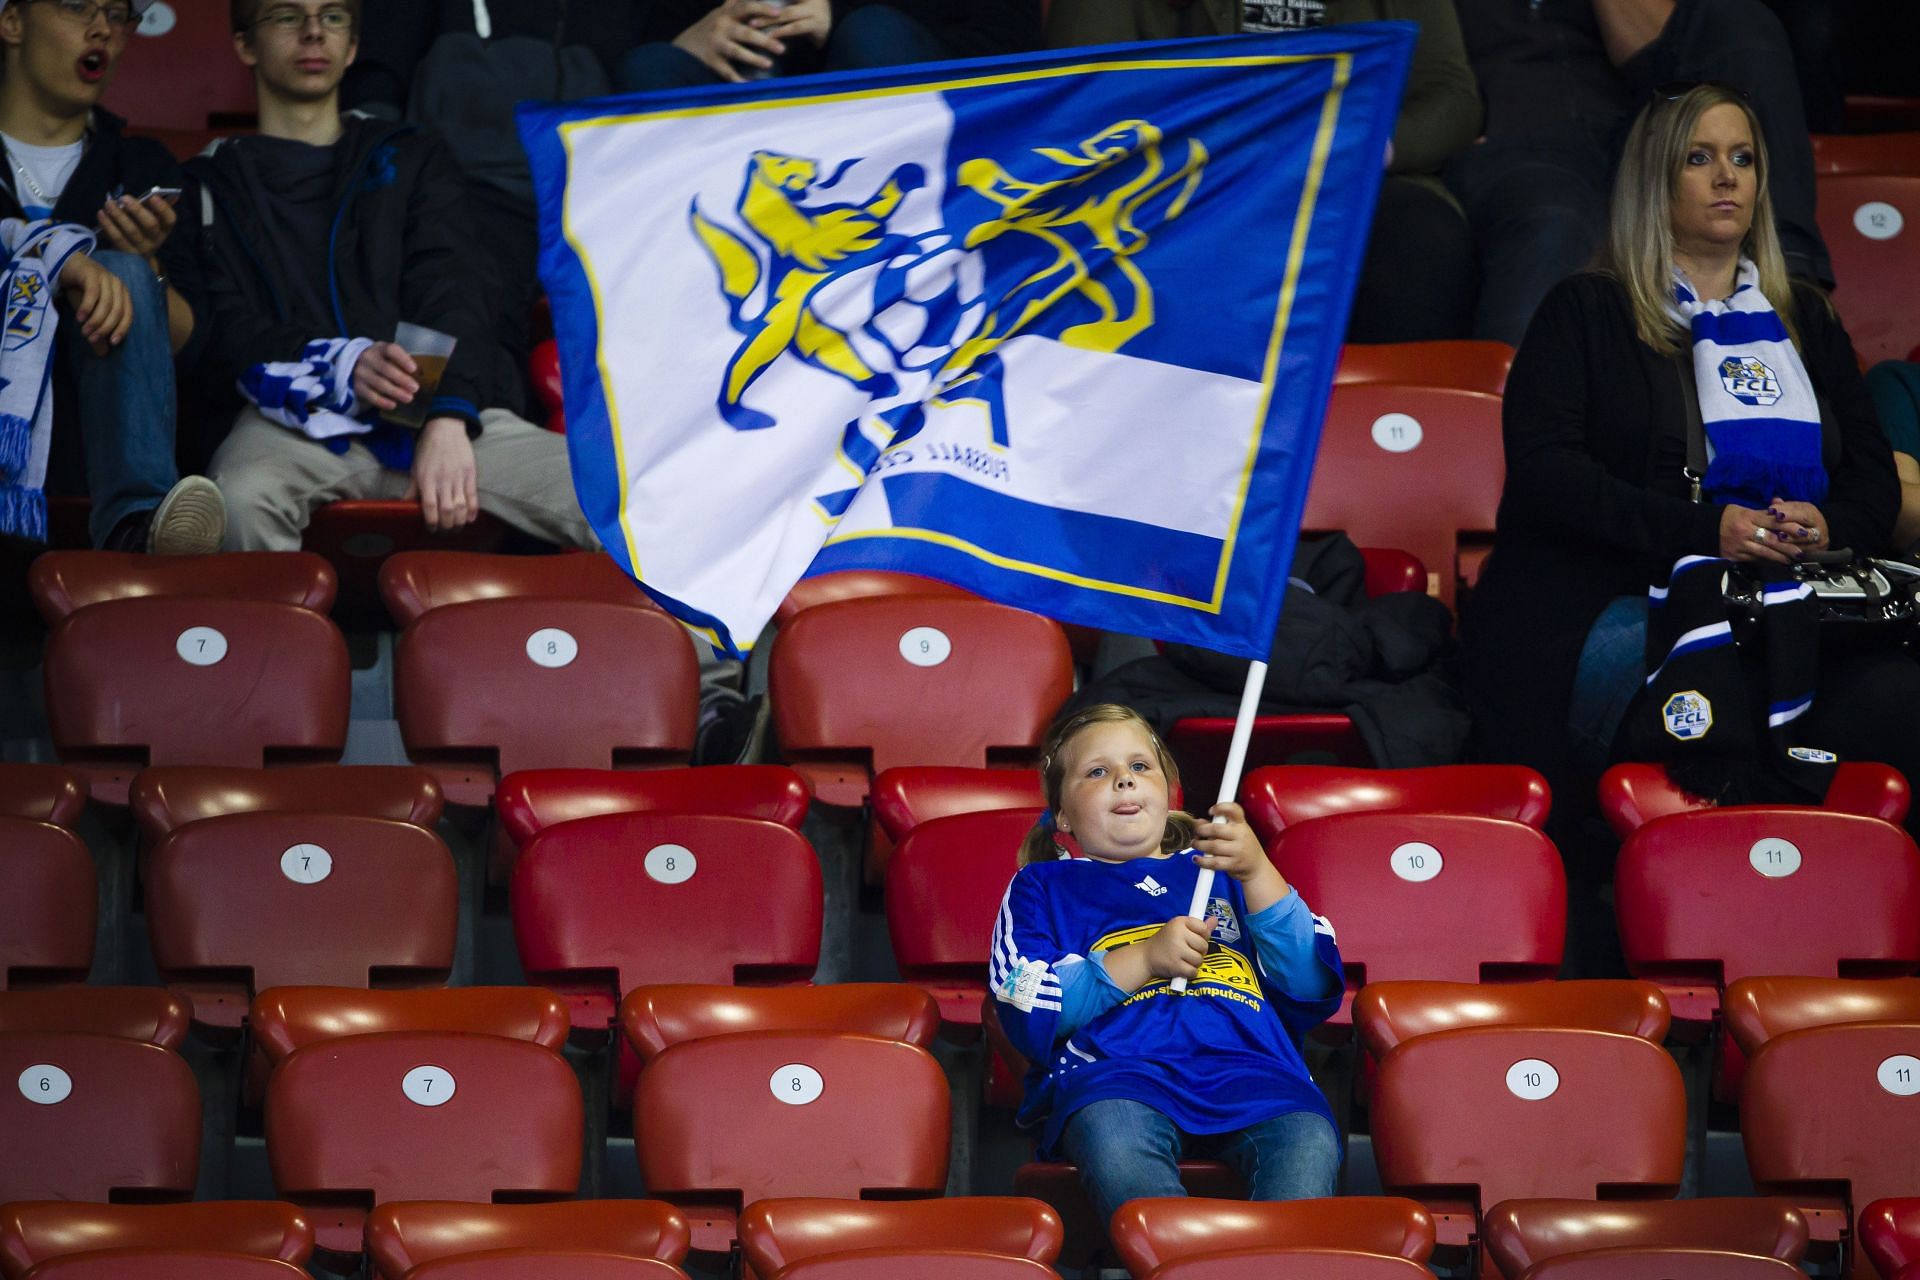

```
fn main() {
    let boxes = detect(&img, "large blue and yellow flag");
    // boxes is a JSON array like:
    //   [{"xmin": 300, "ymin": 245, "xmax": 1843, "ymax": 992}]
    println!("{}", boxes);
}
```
[{"xmin": 520, "ymin": 26, "xmax": 1412, "ymax": 658}]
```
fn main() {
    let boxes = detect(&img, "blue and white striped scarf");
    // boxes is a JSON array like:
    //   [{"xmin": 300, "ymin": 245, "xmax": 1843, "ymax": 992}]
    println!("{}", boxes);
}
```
[
  {"xmin": 1671, "ymin": 259, "xmax": 1825, "ymax": 511},
  {"xmin": 237, "ymin": 336, "xmax": 375, "ymax": 441},
  {"xmin": 0, "ymin": 218, "xmax": 96, "ymax": 541}
]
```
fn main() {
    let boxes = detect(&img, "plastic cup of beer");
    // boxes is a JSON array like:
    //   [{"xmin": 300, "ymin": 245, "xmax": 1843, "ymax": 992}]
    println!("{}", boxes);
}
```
[{"xmin": 383, "ymin": 322, "xmax": 457, "ymax": 429}]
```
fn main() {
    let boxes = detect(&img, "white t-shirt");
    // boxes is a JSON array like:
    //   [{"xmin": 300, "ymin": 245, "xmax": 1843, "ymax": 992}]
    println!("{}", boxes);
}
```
[
  {"xmin": 2, "ymin": 134, "xmax": 84, "ymax": 219},
  {"xmin": 1243, "ymin": 0, "xmax": 1328, "ymax": 31}
]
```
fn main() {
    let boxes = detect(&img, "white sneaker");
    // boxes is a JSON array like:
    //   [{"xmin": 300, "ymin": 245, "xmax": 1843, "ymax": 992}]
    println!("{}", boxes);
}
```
[{"xmin": 146, "ymin": 475, "xmax": 226, "ymax": 555}]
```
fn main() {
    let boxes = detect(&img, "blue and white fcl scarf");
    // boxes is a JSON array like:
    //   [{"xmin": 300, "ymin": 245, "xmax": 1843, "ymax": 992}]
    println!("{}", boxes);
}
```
[
  {"xmin": 237, "ymin": 336, "xmax": 376, "ymax": 442},
  {"xmin": 1671, "ymin": 259, "xmax": 1825, "ymax": 510},
  {"xmin": 0, "ymin": 218, "xmax": 96, "ymax": 541}
]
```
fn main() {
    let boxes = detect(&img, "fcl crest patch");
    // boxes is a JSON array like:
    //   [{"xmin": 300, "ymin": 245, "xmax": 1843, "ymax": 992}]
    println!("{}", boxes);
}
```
[
  {"xmin": 1662, "ymin": 690, "xmax": 1714, "ymax": 741},
  {"xmin": 1719, "ymin": 355, "xmax": 1782, "ymax": 407}
]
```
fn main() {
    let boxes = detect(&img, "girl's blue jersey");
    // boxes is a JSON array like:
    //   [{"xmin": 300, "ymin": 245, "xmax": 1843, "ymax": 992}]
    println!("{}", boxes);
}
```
[{"xmin": 990, "ymin": 850, "xmax": 1342, "ymax": 1156}]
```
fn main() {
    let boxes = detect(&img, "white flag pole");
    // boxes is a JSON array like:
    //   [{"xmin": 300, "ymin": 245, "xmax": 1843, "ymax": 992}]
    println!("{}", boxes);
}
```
[{"xmin": 1169, "ymin": 657, "xmax": 1270, "ymax": 993}]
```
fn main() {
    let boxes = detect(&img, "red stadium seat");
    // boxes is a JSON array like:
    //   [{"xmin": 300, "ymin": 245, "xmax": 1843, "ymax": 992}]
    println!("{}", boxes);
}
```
[
  {"xmin": 738, "ymin": 1198, "xmax": 1062, "ymax": 1280},
  {"xmin": 530, "ymin": 339, "xmax": 567, "ymax": 432},
  {"xmin": 1510, "ymin": 1250, "xmax": 1804, "ymax": 1279},
  {"xmin": 870, "ymin": 766, "xmax": 1045, "ymax": 845},
  {"xmin": 1817, "ymin": 173, "xmax": 1920, "ymax": 364},
  {"xmin": 16, "ymin": 1251, "xmax": 309, "ymax": 1279},
  {"xmin": 1743, "ymin": 1022, "xmax": 1920, "ymax": 1267},
  {"xmin": 634, "ymin": 1031, "xmax": 949, "ymax": 1252},
  {"xmin": 0, "ymin": 1031, "xmax": 201, "ymax": 1203},
  {"xmin": 404, "ymin": 1254, "xmax": 686, "ymax": 1279},
  {"xmin": 1335, "ymin": 341, "xmax": 1513, "ymax": 392},
  {"xmin": 365, "ymin": 1202, "xmax": 690, "ymax": 1280},
  {"xmin": 377, "ymin": 551, "xmax": 661, "ymax": 628},
  {"xmin": 773, "ymin": 570, "xmax": 977, "ymax": 628},
  {"xmin": 250, "ymin": 987, "xmax": 571, "ymax": 1067},
  {"xmin": 394, "ymin": 599, "xmax": 698, "ymax": 807},
  {"xmin": 146, "ymin": 813, "xmax": 457, "ymax": 1029},
  {"xmin": 43, "ymin": 598, "xmax": 350, "ymax": 804},
  {"xmin": 27, "ymin": 551, "xmax": 336, "ymax": 624},
  {"xmin": 1243, "ymin": 764, "xmax": 1552, "ymax": 841},
  {"xmin": 513, "ymin": 813, "xmax": 821, "ymax": 1032},
  {"xmin": 1109, "ymin": 1197, "xmax": 1436, "ymax": 1278},
  {"xmin": 769, "ymin": 596, "xmax": 1072, "ymax": 808},
  {"xmin": 1128, "ymin": 1251, "xmax": 1435, "ymax": 1280},
  {"xmin": 265, "ymin": 1031, "xmax": 581, "ymax": 1257},
  {"xmin": 493, "ymin": 764, "xmax": 809, "ymax": 880},
  {"xmin": 102, "ymin": 1, "xmax": 256, "ymax": 130},
  {"xmin": 1480, "ymin": 1198, "xmax": 1808, "ymax": 1280},
  {"xmin": 1269, "ymin": 813, "xmax": 1566, "ymax": 1025},
  {"xmin": 1011, "ymin": 1164, "xmax": 1247, "ymax": 1273},
  {"xmin": 0, "ymin": 819, "xmax": 95, "ymax": 990},
  {"xmin": 1861, "ymin": 1199, "xmax": 1920, "ymax": 1280},
  {"xmin": 1305, "ymin": 346, "xmax": 1512, "ymax": 607},
  {"xmin": 1721, "ymin": 976, "xmax": 1920, "ymax": 1062},
  {"xmin": 620, "ymin": 984, "xmax": 939, "ymax": 1064},
  {"xmin": 0, "ymin": 1203, "xmax": 313, "ymax": 1280},
  {"xmin": 129, "ymin": 765, "xmax": 445, "ymax": 848},
  {"xmin": 885, "ymin": 808, "xmax": 1036, "ymax": 1032},
  {"xmin": 0, "ymin": 763, "xmax": 86, "ymax": 826},
  {"xmin": 1614, "ymin": 809, "xmax": 1920, "ymax": 1031},
  {"xmin": 1371, "ymin": 1027, "xmax": 1685, "ymax": 1254},
  {"xmin": 1811, "ymin": 132, "xmax": 1920, "ymax": 176},
  {"xmin": 1353, "ymin": 980, "xmax": 1670, "ymax": 1060},
  {"xmin": 767, "ymin": 1253, "xmax": 1058, "ymax": 1280},
  {"xmin": 1596, "ymin": 761, "xmax": 1911, "ymax": 839},
  {"xmin": 302, "ymin": 501, "xmax": 509, "ymax": 627},
  {"xmin": 0, "ymin": 987, "xmax": 191, "ymax": 1050}
]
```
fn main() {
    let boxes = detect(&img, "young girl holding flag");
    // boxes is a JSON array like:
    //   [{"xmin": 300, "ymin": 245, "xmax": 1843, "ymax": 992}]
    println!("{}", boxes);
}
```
[{"xmin": 989, "ymin": 703, "xmax": 1344, "ymax": 1230}]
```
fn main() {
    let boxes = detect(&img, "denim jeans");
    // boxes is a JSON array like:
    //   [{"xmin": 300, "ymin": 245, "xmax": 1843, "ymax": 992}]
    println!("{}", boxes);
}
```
[
  {"xmin": 616, "ymin": 4, "xmax": 950, "ymax": 93},
  {"xmin": 1059, "ymin": 1099, "xmax": 1340, "ymax": 1231},
  {"xmin": 63, "ymin": 250, "xmax": 179, "ymax": 546},
  {"xmin": 1567, "ymin": 595, "xmax": 1649, "ymax": 783}
]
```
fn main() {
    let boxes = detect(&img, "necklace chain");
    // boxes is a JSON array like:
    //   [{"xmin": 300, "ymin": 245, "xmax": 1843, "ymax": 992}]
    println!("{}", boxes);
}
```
[{"xmin": 5, "ymin": 146, "xmax": 53, "ymax": 205}]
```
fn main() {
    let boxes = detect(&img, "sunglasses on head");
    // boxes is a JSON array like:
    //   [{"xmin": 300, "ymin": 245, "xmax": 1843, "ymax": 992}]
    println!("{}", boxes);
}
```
[{"xmin": 1653, "ymin": 79, "xmax": 1753, "ymax": 105}]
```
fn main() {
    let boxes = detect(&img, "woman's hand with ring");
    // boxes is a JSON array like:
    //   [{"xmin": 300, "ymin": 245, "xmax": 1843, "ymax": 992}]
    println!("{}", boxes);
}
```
[{"xmin": 1721, "ymin": 504, "xmax": 1803, "ymax": 563}]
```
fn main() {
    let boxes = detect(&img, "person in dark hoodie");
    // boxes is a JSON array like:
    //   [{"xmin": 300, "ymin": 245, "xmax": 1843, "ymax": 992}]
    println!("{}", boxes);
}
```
[
  {"xmin": 0, "ymin": 0, "xmax": 223, "ymax": 552},
  {"xmin": 189, "ymin": 0, "xmax": 592, "ymax": 552}
]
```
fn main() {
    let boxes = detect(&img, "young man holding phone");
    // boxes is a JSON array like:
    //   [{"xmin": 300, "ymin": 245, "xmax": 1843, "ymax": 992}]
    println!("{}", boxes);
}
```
[
  {"xmin": 0, "ymin": 0, "xmax": 223, "ymax": 551},
  {"xmin": 189, "ymin": 0, "xmax": 590, "ymax": 551}
]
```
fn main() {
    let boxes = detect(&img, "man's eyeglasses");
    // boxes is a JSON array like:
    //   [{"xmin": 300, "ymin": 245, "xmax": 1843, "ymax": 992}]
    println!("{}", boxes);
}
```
[
  {"xmin": 31, "ymin": 0, "xmax": 137, "ymax": 29},
  {"xmin": 253, "ymin": 6, "xmax": 354, "ymax": 34}
]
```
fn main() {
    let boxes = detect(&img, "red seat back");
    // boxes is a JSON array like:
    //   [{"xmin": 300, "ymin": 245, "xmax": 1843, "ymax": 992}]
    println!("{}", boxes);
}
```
[
  {"xmin": 769, "ymin": 597, "xmax": 1072, "ymax": 806},
  {"xmin": 1817, "ymin": 173, "xmax": 1920, "ymax": 363},
  {"xmin": 0, "ymin": 1203, "xmax": 313, "ymax": 1280},
  {"xmin": 770, "ymin": 1253, "xmax": 1057, "ymax": 1280},
  {"xmin": 250, "ymin": 987, "xmax": 571, "ymax": 1068},
  {"xmin": 1480, "ymin": 1198, "xmax": 1808, "ymax": 1279},
  {"xmin": 496, "ymin": 765, "xmax": 810, "ymax": 854},
  {"xmin": 365, "ymin": 1202, "xmax": 690, "ymax": 1280},
  {"xmin": 634, "ymin": 1031, "xmax": 949, "ymax": 1252},
  {"xmin": 395, "ymin": 599, "xmax": 698, "ymax": 806},
  {"xmin": 1596, "ymin": 762, "xmax": 1911, "ymax": 839},
  {"xmin": 28, "ymin": 551, "xmax": 336, "ymax": 624},
  {"xmin": 1371, "ymin": 1027, "xmax": 1685, "ymax": 1215},
  {"xmin": 1615, "ymin": 809, "xmax": 1920, "ymax": 1019},
  {"xmin": 0, "ymin": 818, "xmax": 95, "ymax": 990},
  {"xmin": 17, "ymin": 1251, "xmax": 310, "ymax": 1279},
  {"xmin": 265, "ymin": 1032, "xmax": 582, "ymax": 1256},
  {"xmin": 1142, "ymin": 1252, "xmax": 1435, "ymax": 1280},
  {"xmin": 146, "ymin": 813, "xmax": 458, "ymax": 1028},
  {"xmin": 870, "ymin": 767, "xmax": 1045, "ymax": 843},
  {"xmin": 0, "ymin": 763, "xmax": 86, "ymax": 826},
  {"xmin": 1169, "ymin": 716, "xmax": 1373, "ymax": 806},
  {"xmin": 0, "ymin": 987, "xmax": 192, "ymax": 1050},
  {"xmin": 620, "ymin": 984, "xmax": 939, "ymax": 1064},
  {"xmin": 773, "ymin": 571, "xmax": 977, "ymax": 628},
  {"xmin": 406, "ymin": 1254, "xmax": 686, "ymax": 1280},
  {"xmin": 1811, "ymin": 131, "xmax": 1920, "ymax": 176},
  {"xmin": 1513, "ymin": 1250, "xmax": 1805, "ymax": 1280},
  {"xmin": 1743, "ymin": 1023, "xmax": 1920, "ymax": 1263},
  {"xmin": 530, "ymin": 339, "xmax": 566, "ymax": 432},
  {"xmin": 513, "ymin": 813, "xmax": 822, "ymax": 1029},
  {"xmin": 1353, "ymin": 980, "xmax": 1669, "ymax": 1059},
  {"xmin": 1861, "ymin": 1198, "xmax": 1920, "ymax": 1280},
  {"xmin": 1243, "ymin": 764, "xmax": 1552, "ymax": 840},
  {"xmin": 1270, "ymin": 814, "xmax": 1565, "ymax": 1020},
  {"xmin": 1721, "ymin": 976, "xmax": 1920, "ymax": 1060},
  {"xmin": 378, "ymin": 551, "xmax": 660, "ymax": 628},
  {"xmin": 43, "ymin": 598, "xmax": 350, "ymax": 804},
  {"xmin": 1304, "ymin": 379, "xmax": 1507, "ymax": 607},
  {"xmin": 738, "ymin": 1198, "xmax": 1062, "ymax": 1280},
  {"xmin": 129, "ymin": 765, "xmax": 444, "ymax": 847},
  {"xmin": 884, "ymin": 809, "xmax": 1035, "ymax": 1026},
  {"xmin": 302, "ymin": 502, "xmax": 510, "ymax": 627},
  {"xmin": 1334, "ymin": 341, "xmax": 1513, "ymax": 393},
  {"xmin": 1108, "ymin": 1196, "xmax": 1436, "ymax": 1276},
  {"xmin": 0, "ymin": 1031, "xmax": 200, "ymax": 1203},
  {"xmin": 103, "ymin": 3, "xmax": 256, "ymax": 129}
]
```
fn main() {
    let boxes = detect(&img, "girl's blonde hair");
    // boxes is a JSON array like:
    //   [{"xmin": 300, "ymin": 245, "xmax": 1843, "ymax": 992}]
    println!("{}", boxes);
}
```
[
  {"xmin": 1597, "ymin": 82, "xmax": 1798, "ymax": 356},
  {"xmin": 1019, "ymin": 703, "xmax": 1197, "ymax": 866}
]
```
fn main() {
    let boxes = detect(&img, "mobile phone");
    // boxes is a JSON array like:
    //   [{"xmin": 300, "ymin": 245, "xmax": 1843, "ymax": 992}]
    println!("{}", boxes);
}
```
[{"xmin": 138, "ymin": 186, "xmax": 183, "ymax": 203}]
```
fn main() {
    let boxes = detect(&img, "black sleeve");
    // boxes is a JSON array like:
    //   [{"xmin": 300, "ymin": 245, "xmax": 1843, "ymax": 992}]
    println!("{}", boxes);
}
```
[
  {"xmin": 1801, "ymin": 289, "xmax": 1900, "ymax": 556},
  {"xmin": 1499, "ymin": 277, "xmax": 1725, "ymax": 561},
  {"xmin": 396, "ymin": 131, "xmax": 497, "ymax": 425},
  {"xmin": 831, "ymin": 0, "xmax": 1041, "ymax": 57},
  {"xmin": 638, "ymin": 0, "xmax": 720, "ymax": 44},
  {"xmin": 340, "ymin": 2, "xmax": 444, "ymax": 115}
]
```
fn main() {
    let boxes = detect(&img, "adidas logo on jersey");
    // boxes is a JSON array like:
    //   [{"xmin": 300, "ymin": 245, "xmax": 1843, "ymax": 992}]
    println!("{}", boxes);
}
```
[{"xmin": 1136, "ymin": 875, "xmax": 1169, "ymax": 897}]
